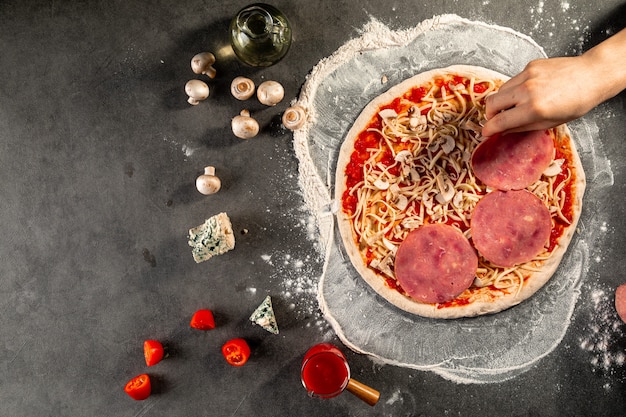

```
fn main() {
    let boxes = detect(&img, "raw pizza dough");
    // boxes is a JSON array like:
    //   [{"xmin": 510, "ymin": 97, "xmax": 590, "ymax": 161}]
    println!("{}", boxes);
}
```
[{"xmin": 334, "ymin": 65, "xmax": 585, "ymax": 318}]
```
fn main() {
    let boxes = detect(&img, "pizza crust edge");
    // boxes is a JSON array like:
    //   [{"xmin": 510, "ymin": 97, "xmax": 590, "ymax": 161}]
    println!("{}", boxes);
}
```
[{"xmin": 334, "ymin": 65, "xmax": 586, "ymax": 319}]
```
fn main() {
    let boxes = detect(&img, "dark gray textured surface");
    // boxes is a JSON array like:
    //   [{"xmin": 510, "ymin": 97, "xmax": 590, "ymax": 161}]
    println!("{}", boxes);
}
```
[{"xmin": 1, "ymin": 1, "xmax": 626, "ymax": 416}]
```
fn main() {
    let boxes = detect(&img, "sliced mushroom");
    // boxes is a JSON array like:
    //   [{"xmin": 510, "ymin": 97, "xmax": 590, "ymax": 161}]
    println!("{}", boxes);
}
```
[
  {"xmin": 196, "ymin": 166, "xmax": 221, "ymax": 195},
  {"xmin": 282, "ymin": 105, "xmax": 307, "ymax": 130},
  {"xmin": 231, "ymin": 76, "xmax": 256, "ymax": 100},
  {"xmin": 422, "ymin": 192, "xmax": 434, "ymax": 211},
  {"xmin": 382, "ymin": 237, "xmax": 397, "ymax": 252},
  {"xmin": 373, "ymin": 178, "xmax": 390, "ymax": 190},
  {"xmin": 543, "ymin": 158, "xmax": 565, "ymax": 177},
  {"xmin": 191, "ymin": 52, "xmax": 217, "ymax": 78},
  {"xmin": 394, "ymin": 150, "xmax": 413, "ymax": 164},
  {"xmin": 409, "ymin": 114, "xmax": 427, "ymax": 131},
  {"xmin": 378, "ymin": 109, "xmax": 398, "ymax": 120},
  {"xmin": 435, "ymin": 175, "xmax": 455, "ymax": 204},
  {"xmin": 257, "ymin": 81, "xmax": 284, "ymax": 106},
  {"xmin": 452, "ymin": 190, "xmax": 464, "ymax": 208},
  {"xmin": 185, "ymin": 80, "xmax": 209, "ymax": 105},
  {"xmin": 394, "ymin": 194, "xmax": 409, "ymax": 211},
  {"xmin": 231, "ymin": 110, "xmax": 259, "ymax": 139},
  {"xmin": 441, "ymin": 135, "xmax": 456, "ymax": 154}
]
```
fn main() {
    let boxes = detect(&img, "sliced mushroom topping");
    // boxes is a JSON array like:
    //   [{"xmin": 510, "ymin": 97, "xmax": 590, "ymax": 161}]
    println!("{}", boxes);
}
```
[
  {"xmin": 452, "ymin": 190, "xmax": 464, "ymax": 208},
  {"xmin": 543, "ymin": 158, "xmax": 565, "ymax": 177},
  {"xmin": 422, "ymin": 192, "xmax": 434, "ymax": 210},
  {"xmin": 394, "ymin": 150, "xmax": 413, "ymax": 164},
  {"xmin": 378, "ymin": 109, "xmax": 398, "ymax": 120},
  {"xmin": 435, "ymin": 175, "xmax": 455, "ymax": 204},
  {"xmin": 373, "ymin": 178, "xmax": 390, "ymax": 190},
  {"xmin": 449, "ymin": 82, "xmax": 466, "ymax": 92},
  {"xmin": 441, "ymin": 135, "xmax": 456, "ymax": 154},
  {"xmin": 382, "ymin": 237, "xmax": 397, "ymax": 252},
  {"xmin": 394, "ymin": 194, "xmax": 409, "ymax": 211},
  {"xmin": 370, "ymin": 255, "xmax": 394, "ymax": 278},
  {"xmin": 409, "ymin": 114, "xmax": 428, "ymax": 131},
  {"xmin": 462, "ymin": 120, "xmax": 482, "ymax": 133}
]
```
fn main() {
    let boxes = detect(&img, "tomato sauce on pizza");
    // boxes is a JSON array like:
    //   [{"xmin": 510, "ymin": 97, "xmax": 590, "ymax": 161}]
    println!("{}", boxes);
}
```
[{"xmin": 334, "ymin": 65, "xmax": 585, "ymax": 318}]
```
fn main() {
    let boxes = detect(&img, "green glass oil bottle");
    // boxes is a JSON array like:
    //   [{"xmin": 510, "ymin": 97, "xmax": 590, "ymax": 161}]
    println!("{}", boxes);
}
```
[{"xmin": 230, "ymin": 3, "xmax": 292, "ymax": 67}]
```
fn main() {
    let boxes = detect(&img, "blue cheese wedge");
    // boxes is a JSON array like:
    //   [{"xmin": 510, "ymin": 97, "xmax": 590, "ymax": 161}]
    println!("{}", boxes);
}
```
[
  {"xmin": 188, "ymin": 212, "xmax": 235, "ymax": 263},
  {"xmin": 249, "ymin": 295, "xmax": 279, "ymax": 335}
]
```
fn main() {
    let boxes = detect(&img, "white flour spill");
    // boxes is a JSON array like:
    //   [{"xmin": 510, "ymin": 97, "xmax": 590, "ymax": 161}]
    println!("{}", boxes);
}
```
[
  {"xmin": 385, "ymin": 389, "xmax": 402, "ymax": 405},
  {"xmin": 256, "ymin": 140, "xmax": 332, "ymax": 334},
  {"xmin": 161, "ymin": 135, "xmax": 196, "ymax": 161},
  {"xmin": 292, "ymin": 14, "xmax": 614, "ymax": 384},
  {"xmin": 181, "ymin": 144, "xmax": 196, "ymax": 158},
  {"xmin": 526, "ymin": 0, "xmax": 591, "ymax": 55},
  {"xmin": 578, "ymin": 288, "xmax": 626, "ymax": 389},
  {"xmin": 172, "ymin": 108, "xmax": 330, "ymax": 336},
  {"xmin": 260, "ymin": 252, "xmax": 315, "ymax": 307},
  {"xmin": 259, "ymin": 247, "xmax": 331, "ymax": 335}
]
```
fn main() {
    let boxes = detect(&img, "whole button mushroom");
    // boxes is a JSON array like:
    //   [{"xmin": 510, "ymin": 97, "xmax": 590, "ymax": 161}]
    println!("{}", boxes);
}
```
[
  {"xmin": 185, "ymin": 80, "xmax": 209, "ymax": 105},
  {"xmin": 257, "ymin": 80, "xmax": 284, "ymax": 106},
  {"xmin": 282, "ymin": 105, "xmax": 307, "ymax": 130},
  {"xmin": 196, "ymin": 166, "xmax": 221, "ymax": 195},
  {"xmin": 231, "ymin": 76, "xmax": 256, "ymax": 100},
  {"xmin": 191, "ymin": 52, "xmax": 217, "ymax": 78},
  {"xmin": 231, "ymin": 110, "xmax": 259, "ymax": 139}
]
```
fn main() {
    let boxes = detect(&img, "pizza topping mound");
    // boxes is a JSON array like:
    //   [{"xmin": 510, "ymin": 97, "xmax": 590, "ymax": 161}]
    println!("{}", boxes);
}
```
[
  {"xmin": 471, "ymin": 130, "xmax": 555, "ymax": 190},
  {"xmin": 395, "ymin": 223, "xmax": 478, "ymax": 303},
  {"xmin": 470, "ymin": 190, "xmax": 552, "ymax": 267}
]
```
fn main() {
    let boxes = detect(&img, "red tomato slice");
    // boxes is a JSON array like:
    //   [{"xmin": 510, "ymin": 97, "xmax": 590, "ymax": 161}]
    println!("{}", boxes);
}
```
[
  {"xmin": 190, "ymin": 309, "xmax": 215, "ymax": 330},
  {"xmin": 124, "ymin": 374, "xmax": 151, "ymax": 400},
  {"xmin": 143, "ymin": 340, "xmax": 164, "ymax": 367},
  {"xmin": 222, "ymin": 338, "xmax": 251, "ymax": 366}
]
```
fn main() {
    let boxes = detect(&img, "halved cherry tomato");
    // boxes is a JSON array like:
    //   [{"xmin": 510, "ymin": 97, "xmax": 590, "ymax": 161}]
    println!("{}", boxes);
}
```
[
  {"xmin": 190, "ymin": 309, "xmax": 215, "ymax": 330},
  {"xmin": 143, "ymin": 340, "xmax": 164, "ymax": 367},
  {"xmin": 222, "ymin": 338, "xmax": 251, "ymax": 366},
  {"xmin": 124, "ymin": 373, "xmax": 151, "ymax": 400}
]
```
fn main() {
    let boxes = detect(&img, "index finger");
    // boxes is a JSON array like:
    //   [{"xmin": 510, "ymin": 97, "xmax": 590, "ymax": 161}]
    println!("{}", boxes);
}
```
[
  {"xmin": 484, "ymin": 72, "xmax": 528, "ymax": 119},
  {"xmin": 482, "ymin": 104, "xmax": 538, "ymax": 137}
]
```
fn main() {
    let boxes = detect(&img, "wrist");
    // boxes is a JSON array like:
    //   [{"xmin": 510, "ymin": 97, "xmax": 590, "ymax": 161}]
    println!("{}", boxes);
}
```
[{"xmin": 582, "ymin": 29, "xmax": 626, "ymax": 103}]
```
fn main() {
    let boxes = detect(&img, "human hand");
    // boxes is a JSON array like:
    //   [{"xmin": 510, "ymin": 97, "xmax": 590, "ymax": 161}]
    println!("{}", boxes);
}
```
[{"xmin": 482, "ymin": 56, "xmax": 602, "ymax": 136}]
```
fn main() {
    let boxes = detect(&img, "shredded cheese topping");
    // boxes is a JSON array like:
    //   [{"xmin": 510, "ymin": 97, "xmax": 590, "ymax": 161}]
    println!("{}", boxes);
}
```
[{"xmin": 342, "ymin": 74, "xmax": 574, "ymax": 304}]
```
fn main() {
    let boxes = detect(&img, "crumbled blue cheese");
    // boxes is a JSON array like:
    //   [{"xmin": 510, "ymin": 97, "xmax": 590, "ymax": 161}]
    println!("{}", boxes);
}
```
[
  {"xmin": 188, "ymin": 212, "xmax": 235, "ymax": 263},
  {"xmin": 249, "ymin": 295, "xmax": 279, "ymax": 335}
]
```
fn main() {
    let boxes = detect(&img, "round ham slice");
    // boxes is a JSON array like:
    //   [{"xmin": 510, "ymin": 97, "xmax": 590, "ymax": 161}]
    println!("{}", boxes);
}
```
[
  {"xmin": 471, "ymin": 130, "xmax": 555, "ymax": 190},
  {"xmin": 394, "ymin": 223, "xmax": 478, "ymax": 304},
  {"xmin": 615, "ymin": 284, "xmax": 626, "ymax": 323},
  {"xmin": 471, "ymin": 190, "xmax": 551, "ymax": 267}
]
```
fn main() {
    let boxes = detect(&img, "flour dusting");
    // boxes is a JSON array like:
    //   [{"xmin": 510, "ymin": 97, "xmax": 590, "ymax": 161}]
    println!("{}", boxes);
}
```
[
  {"xmin": 161, "ymin": 134, "xmax": 196, "ymax": 161},
  {"xmin": 385, "ymin": 389, "xmax": 402, "ymax": 405},
  {"xmin": 578, "ymin": 288, "xmax": 626, "ymax": 389},
  {"xmin": 293, "ymin": 14, "xmax": 613, "ymax": 384},
  {"xmin": 526, "ymin": 0, "xmax": 591, "ymax": 55},
  {"xmin": 260, "ymin": 251, "xmax": 317, "ymax": 310}
]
